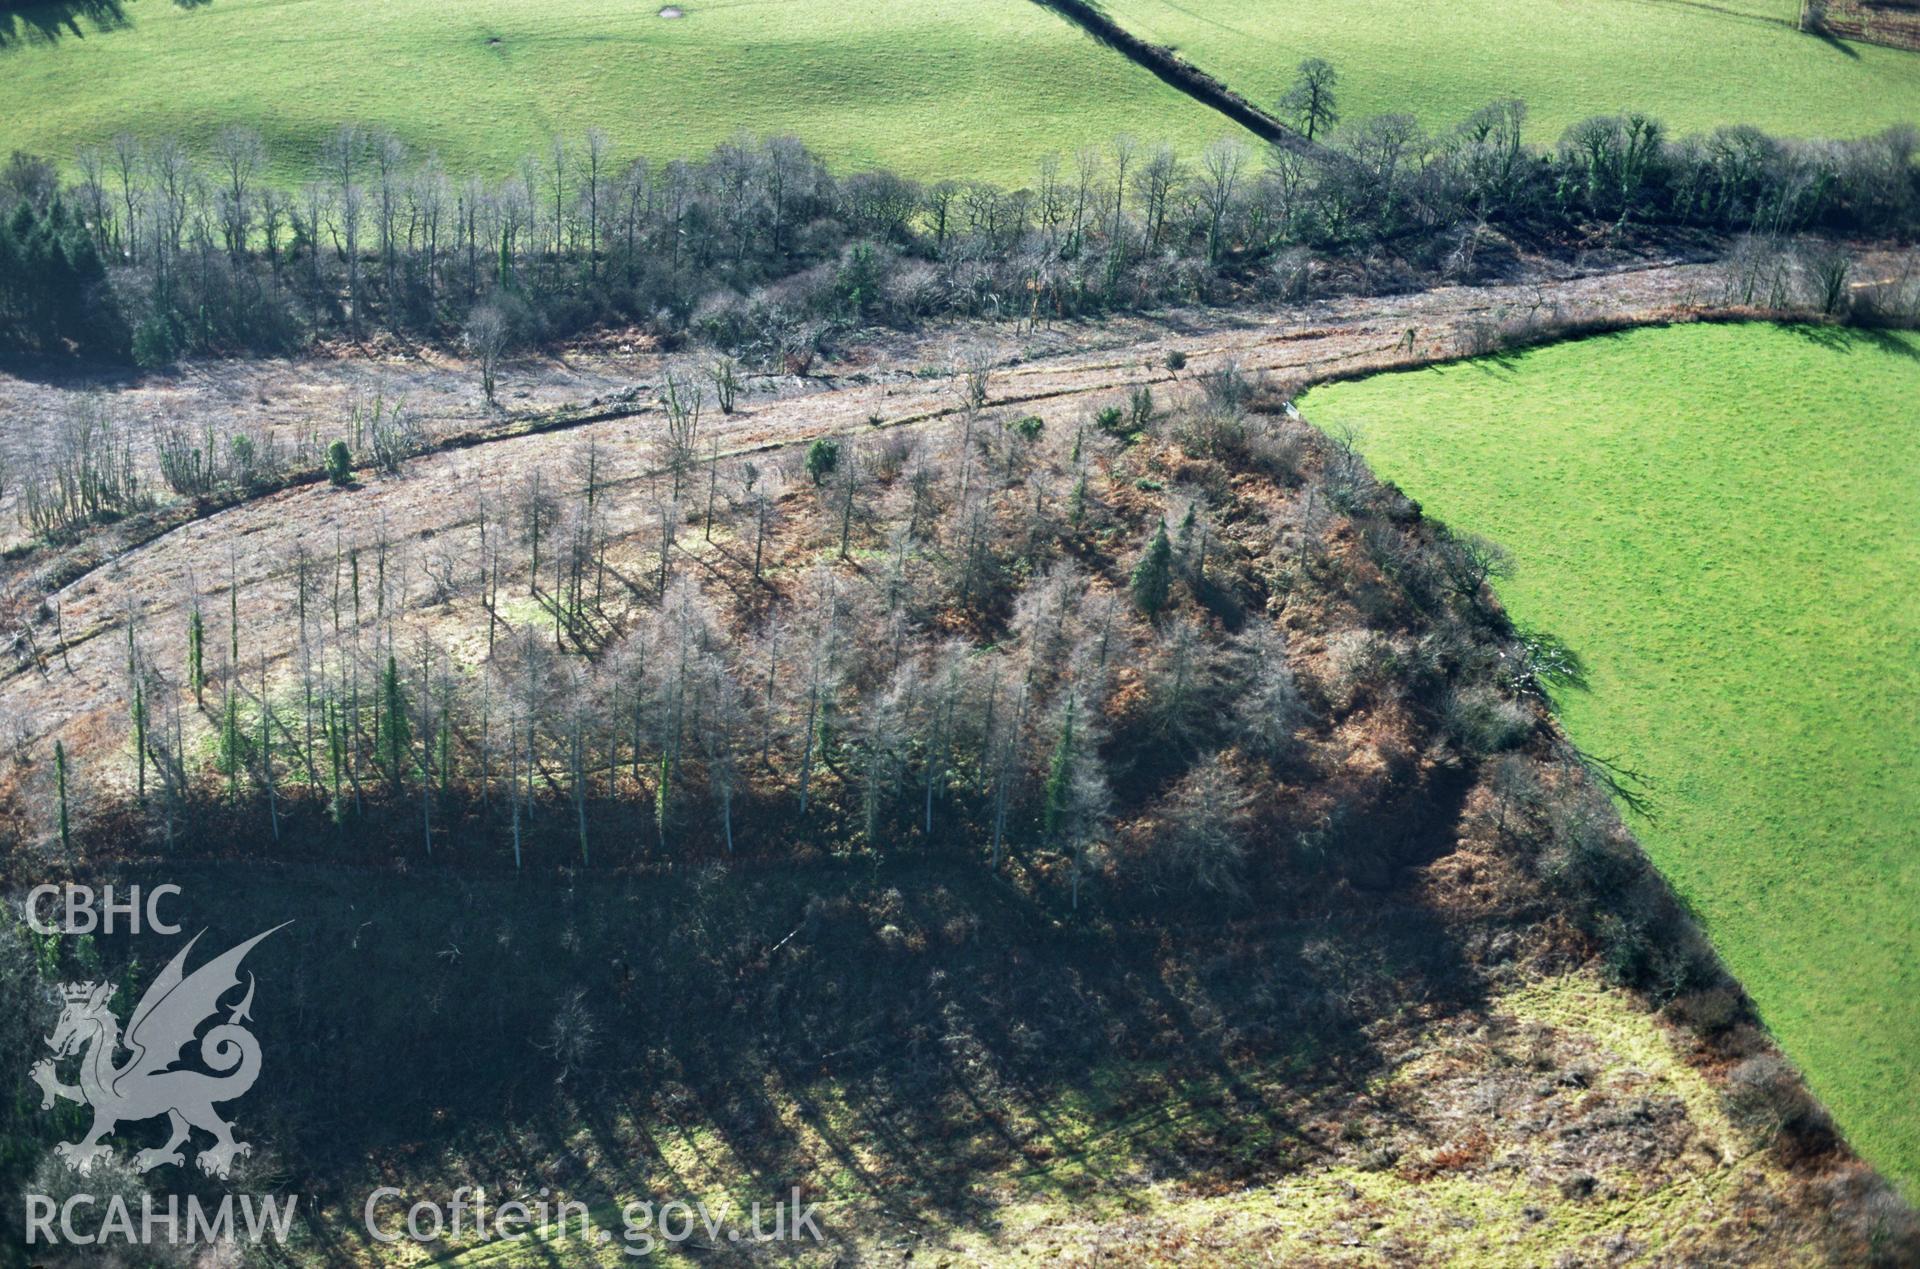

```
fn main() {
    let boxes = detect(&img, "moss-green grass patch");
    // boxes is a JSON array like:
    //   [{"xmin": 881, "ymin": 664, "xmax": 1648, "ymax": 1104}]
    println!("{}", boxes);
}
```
[
  {"xmin": 1303, "ymin": 321, "xmax": 1920, "ymax": 1193},
  {"xmin": 0, "ymin": 0, "xmax": 1235, "ymax": 184}
]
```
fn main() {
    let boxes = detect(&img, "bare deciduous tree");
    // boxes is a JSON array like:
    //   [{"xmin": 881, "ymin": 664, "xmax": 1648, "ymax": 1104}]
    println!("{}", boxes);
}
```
[
  {"xmin": 657, "ymin": 366, "xmax": 705, "ymax": 499},
  {"xmin": 466, "ymin": 303, "xmax": 511, "ymax": 406}
]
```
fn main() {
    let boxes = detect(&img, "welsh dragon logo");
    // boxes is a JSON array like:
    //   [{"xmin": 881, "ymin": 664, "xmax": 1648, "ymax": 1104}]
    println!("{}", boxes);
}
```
[{"xmin": 31, "ymin": 924, "xmax": 288, "ymax": 1179}]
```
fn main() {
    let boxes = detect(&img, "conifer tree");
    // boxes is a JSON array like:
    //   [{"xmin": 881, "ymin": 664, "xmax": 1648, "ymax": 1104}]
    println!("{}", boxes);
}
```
[
  {"xmin": 379, "ymin": 653, "xmax": 410, "ymax": 792},
  {"xmin": 126, "ymin": 622, "xmax": 146, "ymax": 802},
  {"xmin": 188, "ymin": 606, "xmax": 205, "ymax": 706},
  {"xmin": 259, "ymin": 661, "xmax": 278, "ymax": 841},
  {"xmin": 54, "ymin": 739, "xmax": 71, "ymax": 854},
  {"xmin": 1130, "ymin": 520, "xmax": 1173, "ymax": 617},
  {"xmin": 220, "ymin": 687, "xmax": 241, "ymax": 806},
  {"xmin": 326, "ymin": 698, "xmax": 346, "ymax": 826}
]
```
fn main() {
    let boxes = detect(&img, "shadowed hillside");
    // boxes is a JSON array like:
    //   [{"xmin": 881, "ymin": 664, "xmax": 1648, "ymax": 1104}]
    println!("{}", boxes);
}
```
[{"xmin": 2, "ymin": 368, "xmax": 1912, "ymax": 1264}]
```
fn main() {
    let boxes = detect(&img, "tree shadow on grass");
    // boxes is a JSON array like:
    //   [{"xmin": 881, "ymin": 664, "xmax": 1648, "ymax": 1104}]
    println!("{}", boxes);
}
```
[
  {"xmin": 1805, "ymin": 26, "xmax": 1863, "ymax": 59},
  {"xmin": 0, "ymin": 0, "xmax": 129, "ymax": 49},
  {"xmin": 1513, "ymin": 623, "xmax": 1590, "ymax": 698},
  {"xmin": 1635, "ymin": 0, "xmax": 1800, "ymax": 33},
  {"xmin": 1786, "ymin": 321, "xmax": 1920, "ymax": 362},
  {"xmin": 1470, "ymin": 323, "xmax": 1633, "ymax": 376},
  {"xmin": 6, "ymin": 804, "xmax": 1493, "ymax": 1257}
]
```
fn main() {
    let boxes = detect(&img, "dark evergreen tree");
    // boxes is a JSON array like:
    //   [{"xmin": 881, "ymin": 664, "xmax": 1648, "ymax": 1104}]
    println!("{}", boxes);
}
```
[
  {"xmin": 1130, "ymin": 520, "xmax": 1174, "ymax": 618},
  {"xmin": 0, "ymin": 198, "xmax": 126, "ymax": 355},
  {"xmin": 378, "ymin": 654, "xmax": 411, "ymax": 792}
]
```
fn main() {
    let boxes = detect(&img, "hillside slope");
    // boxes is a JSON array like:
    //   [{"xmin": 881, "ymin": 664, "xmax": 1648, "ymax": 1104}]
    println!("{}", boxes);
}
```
[{"xmin": 2, "ymin": 282, "xmax": 1916, "ymax": 1263}]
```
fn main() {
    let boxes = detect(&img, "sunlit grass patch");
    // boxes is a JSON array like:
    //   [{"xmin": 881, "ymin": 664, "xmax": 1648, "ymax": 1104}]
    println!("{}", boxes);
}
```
[{"xmin": 1304, "ymin": 322, "xmax": 1920, "ymax": 1194}]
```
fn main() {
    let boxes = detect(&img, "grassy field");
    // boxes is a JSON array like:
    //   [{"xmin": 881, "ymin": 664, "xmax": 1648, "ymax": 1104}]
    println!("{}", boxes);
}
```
[
  {"xmin": 1100, "ymin": 0, "xmax": 1920, "ymax": 142},
  {"xmin": 5, "ymin": 0, "xmax": 1916, "ymax": 189},
  {"xmin": 0, "ymin": 0, "xmax": 1233, "ymax": 184},
  {"xmin": 1302, "ymin": 322, "xmax": 1920, "ymax": 1193}
]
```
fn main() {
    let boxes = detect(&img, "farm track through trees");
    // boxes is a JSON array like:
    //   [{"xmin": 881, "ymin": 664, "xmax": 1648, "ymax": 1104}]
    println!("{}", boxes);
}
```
[{"xmin": 0, "ymin": 254, "xmax": 1887, "ymax": 767}]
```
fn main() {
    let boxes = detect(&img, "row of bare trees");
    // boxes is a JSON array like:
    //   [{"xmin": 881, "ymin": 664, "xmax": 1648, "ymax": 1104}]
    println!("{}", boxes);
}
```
[{"xmin": 6, "ymin": 98, "xmax": 1914, "ymax": 362}]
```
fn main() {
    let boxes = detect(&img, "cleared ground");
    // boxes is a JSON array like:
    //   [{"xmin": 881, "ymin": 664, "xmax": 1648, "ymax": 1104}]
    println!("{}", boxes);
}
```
[
  {"xmin": 0, "ymin": 0, "xmax": 1233, "ymax": 184},
  {"xmin": 0, "ymin": 257, "xmax": 1741, "ymax": 750},
  {"xmin": 1303, "ymin": 322, "xmax": 1920, "ymax": 1193},
  {"xmin": 1100, "ymin": 0, "xmax": 1920, "ymax": 141}
]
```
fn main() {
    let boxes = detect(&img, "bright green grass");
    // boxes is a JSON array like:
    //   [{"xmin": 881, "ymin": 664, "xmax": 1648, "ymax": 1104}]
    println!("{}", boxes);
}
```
[
  {"xmin": 1303, "ymin": 322, "xmax": 1920, "ymax": 1193},
  {"xmin": 0, "ymin": 0, "xmax": 1236, "ymax": 185},
  {"xmin": 1101, "ymin": 0, "xmax": 1920, "ymax": 142}
]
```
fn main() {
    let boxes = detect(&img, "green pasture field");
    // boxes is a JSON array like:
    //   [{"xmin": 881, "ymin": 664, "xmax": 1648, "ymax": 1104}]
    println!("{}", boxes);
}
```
[
  {"xmin": 0, "ymin": 0, "xmax": 1233, "ymax": 185},
  {"xmin": 1100, "ymin": 0, "xmax": 1920, "ymax": 142},
  {"xmin": 8, "ymin": 0, "xmax": 1914, "ymax": 192},
  {"xmin": 1302, "ymin": 322, "xmax": 1920, "ymax": 1193}
]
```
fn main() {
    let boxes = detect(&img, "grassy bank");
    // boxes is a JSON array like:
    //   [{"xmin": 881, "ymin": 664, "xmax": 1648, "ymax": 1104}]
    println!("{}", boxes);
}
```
[{"xmin": 1303, "ymin": 321, "xmax": 1920, "ymax": 1193}]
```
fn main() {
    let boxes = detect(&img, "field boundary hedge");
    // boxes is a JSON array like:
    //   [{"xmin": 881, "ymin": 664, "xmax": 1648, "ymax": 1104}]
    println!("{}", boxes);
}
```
[
  {"xmin": 1805, "ymin": 0, "xmax": 1920, "ymax": 49},
  {"xmin": 1030, "ymin": 0, "xmax": 1319, "ymax": 153}
]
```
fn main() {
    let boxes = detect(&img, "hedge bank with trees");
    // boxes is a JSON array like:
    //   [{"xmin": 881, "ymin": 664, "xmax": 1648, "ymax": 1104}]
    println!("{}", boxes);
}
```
[{"xmin": 0, "ymin": 89, "xmax": 1913, "ymax": 364}]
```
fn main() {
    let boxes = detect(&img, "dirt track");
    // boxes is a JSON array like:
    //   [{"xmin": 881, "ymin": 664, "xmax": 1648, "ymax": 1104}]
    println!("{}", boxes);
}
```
[{"xmin": 0, "ymin": 254, "xmax": 1862, "ymax": 774}]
